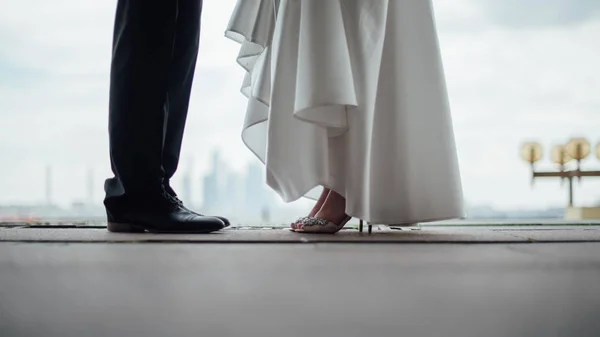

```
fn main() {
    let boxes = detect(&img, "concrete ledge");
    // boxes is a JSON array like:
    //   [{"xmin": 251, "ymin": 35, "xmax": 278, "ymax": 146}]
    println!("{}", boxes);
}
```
[{"xmin": 2, "ymin": 226, "xmax": 600, "ymax": 243}]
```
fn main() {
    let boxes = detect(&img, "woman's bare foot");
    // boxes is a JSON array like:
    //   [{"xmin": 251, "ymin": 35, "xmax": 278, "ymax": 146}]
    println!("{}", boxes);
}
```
[
  {"xmin": 290, "ymin": 187, "xmax": 330, "ymax": 230},
  {"xmin": 296, "ymin": 190, "xmax": 350, "ymax": 233}
]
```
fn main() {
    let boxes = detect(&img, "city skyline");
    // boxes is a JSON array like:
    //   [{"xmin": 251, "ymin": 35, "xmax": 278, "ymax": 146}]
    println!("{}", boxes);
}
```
[{"xmin": 2, "ymin": 146, "xmax": 599, "ymax": 212}]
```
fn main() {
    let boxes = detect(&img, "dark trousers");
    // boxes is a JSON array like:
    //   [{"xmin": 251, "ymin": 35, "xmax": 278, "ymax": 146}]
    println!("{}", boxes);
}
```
[{"xmin": 104, "ymin": 0, "xmax": 202, "ymax": 209}]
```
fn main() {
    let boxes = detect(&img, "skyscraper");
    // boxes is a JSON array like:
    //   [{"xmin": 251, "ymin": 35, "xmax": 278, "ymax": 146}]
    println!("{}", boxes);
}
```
[
  {"xmin": 244, "ymin": 162, "xmax": 262, "ymax": 210},
  {"xmin": 181, "ymin": 170, "xmax": 192, "ymax": 206},
  {"xmin": 45, "ymin": 166, "xmax": 52, "ymax": 206},
  {"xmin": 202, "ymin": 150, "xmax": 222, "ymax": 212},
  {"xmin": 202, "ymin": 173, "xmax": 217, "ymax": 212},
  {"xmin": 224, "ymin": 170, "xmax": 243, "ymax": 214},
  {"xmin": 244, "ymin": 162, "xmax": 275, "ymax": 220}
]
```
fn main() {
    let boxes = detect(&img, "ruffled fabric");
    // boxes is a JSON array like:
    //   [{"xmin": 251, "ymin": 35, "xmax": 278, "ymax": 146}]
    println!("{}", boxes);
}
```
[
  {"xmin": 225, "ymin": 0, "xmax": 465, "ymax": 224},
  {"xmin": 225, "ymin": 0, "xmax": 276, "ymax": 163}
]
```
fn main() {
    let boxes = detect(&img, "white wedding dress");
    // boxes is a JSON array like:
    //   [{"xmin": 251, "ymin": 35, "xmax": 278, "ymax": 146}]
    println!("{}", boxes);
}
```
[{"xmin": 225, "ymin": 0, "xmax": 464, "ymax": 225}]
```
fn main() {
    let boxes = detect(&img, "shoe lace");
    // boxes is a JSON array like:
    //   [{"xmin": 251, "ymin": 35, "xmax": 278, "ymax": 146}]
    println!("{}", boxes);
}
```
[
  {"xmin": 159, "ymin": 188, "xmax": 182, "ymax": 210},
  {"xmin": 170, "ymin": 195, "xmax": 184, "ymax": 206},
  {"xmin": 163, "ymin": 189, "xmax": 184, "ymax": 206}
]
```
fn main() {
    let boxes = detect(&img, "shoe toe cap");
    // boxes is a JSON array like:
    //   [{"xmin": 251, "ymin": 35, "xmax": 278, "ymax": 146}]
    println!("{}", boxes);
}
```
[{"xmin": 215, "ymin": 216, "xmax": 231, "ymax": 227}]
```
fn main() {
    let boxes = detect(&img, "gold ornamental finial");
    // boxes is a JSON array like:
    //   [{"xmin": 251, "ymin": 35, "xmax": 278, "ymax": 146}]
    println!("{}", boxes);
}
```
[
  {"xmin": 520, "ymin": 142, "xmax": 543, "ymax": 164},
  {"xmin": 565, "ymin": 137, "xmax": 591, "ymax": 161}
]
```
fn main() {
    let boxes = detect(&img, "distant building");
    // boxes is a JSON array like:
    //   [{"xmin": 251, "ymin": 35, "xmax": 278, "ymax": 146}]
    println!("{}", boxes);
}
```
[
  {"xmin": 181, "ymin": 171, "xmax": 192, "ymax": 206},
  {"xmin": 45, "ymin": 166, "xmax": 53, "ymax": 206},
  {"xmin": 202, "ymin": 172, "xmax": 218, "ymax": 213},
  {"xmin": 199, "ymin": 151, "xmax": 277, "ymax": 224},
  {"xmin": 202, "ymin": 150, "xmax": 225, "ymax": 213}
]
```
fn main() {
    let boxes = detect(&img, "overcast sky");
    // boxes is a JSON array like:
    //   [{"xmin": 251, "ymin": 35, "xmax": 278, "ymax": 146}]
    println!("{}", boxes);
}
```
[{"xmin": 0, "ymin": 0, "xmax": 599, "ymax": 210}]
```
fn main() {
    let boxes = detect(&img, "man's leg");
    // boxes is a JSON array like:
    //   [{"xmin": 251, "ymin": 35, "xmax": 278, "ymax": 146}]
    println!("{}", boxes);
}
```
[
  {"xmin": 105, "ymin": 0, "xmax": 177, "ymax": 207},
  {"xmin": 163, "ymin": 0, "xmax": 202, "ymax": 188},
  {"xmin": 104, "ymin": 0, "xmax": 224, "ymax": 233}
]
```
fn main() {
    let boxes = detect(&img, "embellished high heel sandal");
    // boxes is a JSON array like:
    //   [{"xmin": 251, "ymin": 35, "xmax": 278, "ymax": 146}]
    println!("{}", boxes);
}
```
[{"xmin": 295, "ymin": 215, "xmax": 352, "ymax": 234}]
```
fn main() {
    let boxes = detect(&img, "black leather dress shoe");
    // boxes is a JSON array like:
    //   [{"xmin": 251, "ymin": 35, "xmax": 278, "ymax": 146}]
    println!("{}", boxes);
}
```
[
  {"xmin": 106, "ymin": 193, "xmax": 225, "ymax": 233},
  {"xmin": 179, "ymin": 204, "xmax": 231, "ymax": 227},
  {"xmin": 164, "ymin": 186, "xmax": 231, "ymax": 227}
]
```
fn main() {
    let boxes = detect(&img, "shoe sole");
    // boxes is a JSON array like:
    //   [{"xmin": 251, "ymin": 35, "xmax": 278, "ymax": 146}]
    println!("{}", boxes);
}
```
[
  {"xmin": 107, "ymin": 222, "xmax": 146, "ymax": 233},
  {"xmin": 106, "ymin": 222, "xmax": 222, "ymax": 234}
]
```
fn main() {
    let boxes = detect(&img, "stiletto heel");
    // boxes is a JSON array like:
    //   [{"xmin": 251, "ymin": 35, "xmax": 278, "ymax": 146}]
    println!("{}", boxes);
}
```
[
  {"xmin": 368, "ymin": 222, "xmax": 373, "ymax": 234},
  {"xmin": 359, "ymin": 219, "xmax": 363, "ymax": 232}
]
